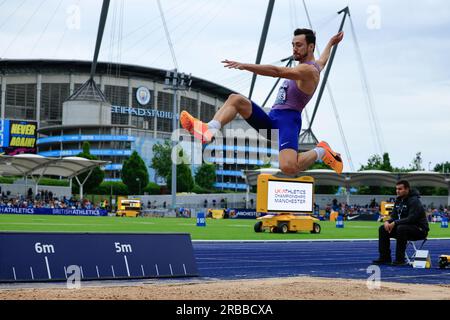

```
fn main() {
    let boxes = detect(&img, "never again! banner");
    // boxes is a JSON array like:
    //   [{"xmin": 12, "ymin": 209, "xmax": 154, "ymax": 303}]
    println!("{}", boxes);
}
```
[{"xmin": 0, "ymin": 119, "xmax": 37, "ymax": 155}]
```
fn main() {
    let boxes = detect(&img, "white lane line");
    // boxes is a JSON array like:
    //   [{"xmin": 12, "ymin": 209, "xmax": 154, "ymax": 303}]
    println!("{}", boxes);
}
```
[
  {"xmin": 45, "ymin": 256, "xmax": 52, "ymax": 279},
  {"xmin": 124, "ymin": 256, "xmax": 130, "ymax": 277}
]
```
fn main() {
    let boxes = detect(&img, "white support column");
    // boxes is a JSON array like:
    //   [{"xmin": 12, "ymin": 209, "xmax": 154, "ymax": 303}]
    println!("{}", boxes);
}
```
[
  {"xmin": 1, "ymin": 76, "xmax": 6, "ymax": 119},
  {"xmin": 245, "ymin": 182, "xmax": 250, "ymax": 209},
  {"xmin": 69, "ymin": 74, "xmax": 74, "ymax": 95},
  {"xmin": 447, "ymin": 179, "xmax": 450, "ymax": 207},
  {"xmin": 100, "ymin": 75, "xmax": 105, "ymax": 92},
  {"xmin": 153, "ymin": 82, "xmax": 158, "ymax": 139},
  {"xmin": 345, "ymin": 176, "xmax": 351, "ymax": 205},
  {"xmin": 196, "ymin": 90, "xmax": 201, "ymax": 119},
  {"xmin": 75, "ymin": 169, "xmax": 94, "ymax": 200},
  {"xmin": 36, "ymin": 74, "xmax": 42, "ymax": 124},
  {"xmin": 128, "ymin": 78, "xmax": 132, "ymax": 126},
  {"xmin": 176, "ymin": 89, "xmax": 181, "ymax": 123}
]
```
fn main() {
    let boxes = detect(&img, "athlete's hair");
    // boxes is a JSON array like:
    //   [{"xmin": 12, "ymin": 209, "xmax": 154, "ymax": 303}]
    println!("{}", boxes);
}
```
[
  {"xmin": 396, "ymin": 180, "xmax": 410, "ymax": 189},
  {"xmin": 293, "ymin": 28, "xmax": 316, "ymax": 48}
]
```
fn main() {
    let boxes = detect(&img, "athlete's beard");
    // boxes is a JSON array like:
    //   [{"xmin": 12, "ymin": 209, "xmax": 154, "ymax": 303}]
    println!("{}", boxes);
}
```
[{"xmin": 294, "ymin": 51, "xmax": 308, "ymax": 62}]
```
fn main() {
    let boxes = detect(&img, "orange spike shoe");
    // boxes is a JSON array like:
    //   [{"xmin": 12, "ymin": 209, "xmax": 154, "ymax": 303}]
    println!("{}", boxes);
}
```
[
  {"xmin": 180, "ymin": 110, "xmax": 214, "ymax": 144},
  {"xmin": 316, "ymin": 141, "xmax": 343, "ymax": 174}
]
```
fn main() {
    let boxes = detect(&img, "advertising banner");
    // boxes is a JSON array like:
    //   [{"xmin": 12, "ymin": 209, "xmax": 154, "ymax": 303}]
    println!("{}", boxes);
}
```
[
  {"xmin": 0, "ymin": 120, "xmax": 37, "ymax": 155},
  {"xmin": 0, "ymin": 207, "xmax": 108, "ymax": 216},
  {"xmin": 267, "ymin": 180, "xmax": 313, "ymax": 213}
]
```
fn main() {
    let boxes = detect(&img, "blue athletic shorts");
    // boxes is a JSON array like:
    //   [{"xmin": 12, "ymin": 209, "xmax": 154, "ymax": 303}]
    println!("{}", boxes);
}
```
[{"xmin": 245, "ymin": 101, "xmax": 302, "ymax": 152}]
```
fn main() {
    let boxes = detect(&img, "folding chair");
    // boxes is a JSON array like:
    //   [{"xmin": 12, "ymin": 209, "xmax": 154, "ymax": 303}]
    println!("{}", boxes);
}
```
[{"xmin": 405, "ymin": 238, "xmax": 428, "ymax": 266}]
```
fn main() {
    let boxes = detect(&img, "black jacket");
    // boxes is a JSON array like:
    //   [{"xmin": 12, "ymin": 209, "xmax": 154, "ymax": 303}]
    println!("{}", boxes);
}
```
[{"xmin": 388, "ymin": 189, "xmax": 429, "ymax": 232}]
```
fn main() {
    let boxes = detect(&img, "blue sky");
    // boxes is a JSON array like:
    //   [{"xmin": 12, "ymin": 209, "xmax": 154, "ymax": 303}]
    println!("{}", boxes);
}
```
[{"xmin": 1, "ymin": 0, "xmax": 449, "ymax": 172}]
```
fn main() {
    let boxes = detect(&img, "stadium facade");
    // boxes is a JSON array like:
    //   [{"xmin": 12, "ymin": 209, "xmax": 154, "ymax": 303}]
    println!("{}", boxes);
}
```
[{"xmin": 0, "ymin": 59, "xmax": 279, "ymax": 190}]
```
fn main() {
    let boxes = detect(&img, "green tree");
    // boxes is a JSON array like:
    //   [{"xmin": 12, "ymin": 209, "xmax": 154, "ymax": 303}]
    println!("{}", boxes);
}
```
[
  {"xmin": 166, "ymin": 163, "xmax": 194, "ymax": 192},
  {"xmin": 73, "ymin": 141, "xmax": 104, "ymax": 196},
  {"xmin": 310, "ymin": 162, "xmax": 331, "ymax": 170},
  {"xmin": 433, "ymin": 162, "xmax": 450, "ymax": 195},
  {"xmin": 380, "ymin": 153, "xmax": 394, "ymax": 171},
  {"xmin": 121, "ymin": 151, "xmax": 149, "ymax": 195},
  {"xmin": 315, "ymin": 185, "xmax": 339, "ymax": 194},
  {"xmin": 150, "ymin": 141, "xmax": 172, "ymax": 181},
  {"xmin": 143, "ymin": 182, "xmax": 161, "ymax": 195},
  {"xmin": 93, "ymin": 181, "xmax": 129, "ymax": 195},
  {"xmin": 434, "ymin": 161, "xmax": 450, "ymax": 173},
  {"xmin": 410, "ymin": 152, "xmax": 423, "ymax": 171},
  {"xmin": 358, "ymin": 153, "xmax": 395, "ymax": 195},
  {"xmin": 359, "ymin": 154, "xmax": 382, "ymax": 171},
  {"xmin": 359, "ymin": 153, "xmax": 393, "ymax": 171},
  {"xmin": 195, "ymin": 163, "xmax": 216, "ymax": 190}
]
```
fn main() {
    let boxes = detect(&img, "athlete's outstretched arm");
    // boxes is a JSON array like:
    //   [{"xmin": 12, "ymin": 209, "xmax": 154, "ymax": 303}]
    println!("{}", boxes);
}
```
[
  {"xmin": 222, "ymin": 60, "xmax": 314, "ymax": 81},
  {"xmin": 315, "ymin": 31, "xmax": 344, "ymax": 71}
]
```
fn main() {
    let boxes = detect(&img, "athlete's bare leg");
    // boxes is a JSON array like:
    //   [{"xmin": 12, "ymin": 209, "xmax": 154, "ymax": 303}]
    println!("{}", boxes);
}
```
[
  {"xmin": 212, "ymin": 93, "xmax": 252, "ymax": 127},
  {"xmin": 180, "ymin": 93, "xmax": 253, "ymax": 143},
  {"xmin": 279, "ymin": 148, "xmax": 318, "ymax": 176}
]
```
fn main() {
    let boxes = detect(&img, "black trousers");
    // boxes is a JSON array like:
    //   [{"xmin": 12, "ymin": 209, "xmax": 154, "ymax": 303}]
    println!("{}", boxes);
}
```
[{"xmin": 378, "ymin": 224, "xmax": 428, "ymax": 261}]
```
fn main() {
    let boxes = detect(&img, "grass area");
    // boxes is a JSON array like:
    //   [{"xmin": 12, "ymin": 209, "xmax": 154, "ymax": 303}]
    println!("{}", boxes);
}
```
[{"xmin": 0, "ymin": 214, "xmax": 449, "ymax": 240}]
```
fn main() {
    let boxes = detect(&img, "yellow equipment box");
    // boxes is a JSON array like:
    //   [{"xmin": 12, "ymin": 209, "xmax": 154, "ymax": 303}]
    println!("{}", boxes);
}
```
[
  {"xmin": 439, "ymin": 255, "xmax": 450, "ymax": 269},
  {"xmin": 207, "ymin": 209, "xmax": 225, "ymax": 219},
  {"xmin": 116, "ymin": 197, "xmax": 141, "ymax": 217},
  {"xmin": 254, "ymin": 173, "xmax": 320, "ymax": 234},
  {"xmin": 380, "ymin": 201, "xmax": 394, "ymax": 222}
]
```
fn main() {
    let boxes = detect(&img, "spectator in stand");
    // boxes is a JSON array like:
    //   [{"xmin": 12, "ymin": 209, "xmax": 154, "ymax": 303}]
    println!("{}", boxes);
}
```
[{"xmin": 331, "ymin": 199, "xmax": 340, "ymax": 213}]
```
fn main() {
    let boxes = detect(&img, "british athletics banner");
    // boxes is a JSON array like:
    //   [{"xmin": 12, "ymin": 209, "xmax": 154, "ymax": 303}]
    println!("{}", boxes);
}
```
[{"xmin": 0, "ymin": 206, "xmax": 108, "ymax": 216}]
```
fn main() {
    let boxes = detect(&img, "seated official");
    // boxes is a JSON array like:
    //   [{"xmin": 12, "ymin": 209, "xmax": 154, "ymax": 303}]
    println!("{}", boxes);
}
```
[{"xmin": 373, "ymin": 180, "xmax": 429, "ymax": 266}]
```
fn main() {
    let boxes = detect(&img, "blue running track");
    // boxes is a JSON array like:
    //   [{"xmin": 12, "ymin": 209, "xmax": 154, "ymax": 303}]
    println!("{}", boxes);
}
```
[{"xmin": 193, "ymin": 239, "xmax": 450, "ymax": 285}]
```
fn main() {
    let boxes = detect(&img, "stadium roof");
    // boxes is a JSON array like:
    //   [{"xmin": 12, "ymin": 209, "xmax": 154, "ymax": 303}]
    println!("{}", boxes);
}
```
[
  {"xmin": 0, "ymin": 154, "xmax": 108, "ymax": 178},
  {"xmin": 0, "ymin": 59, "xmax": 235, "ymax": 100},
  {"xmin": 243, "ymin": 169, "xmax": 450, "ymax": 189}
]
